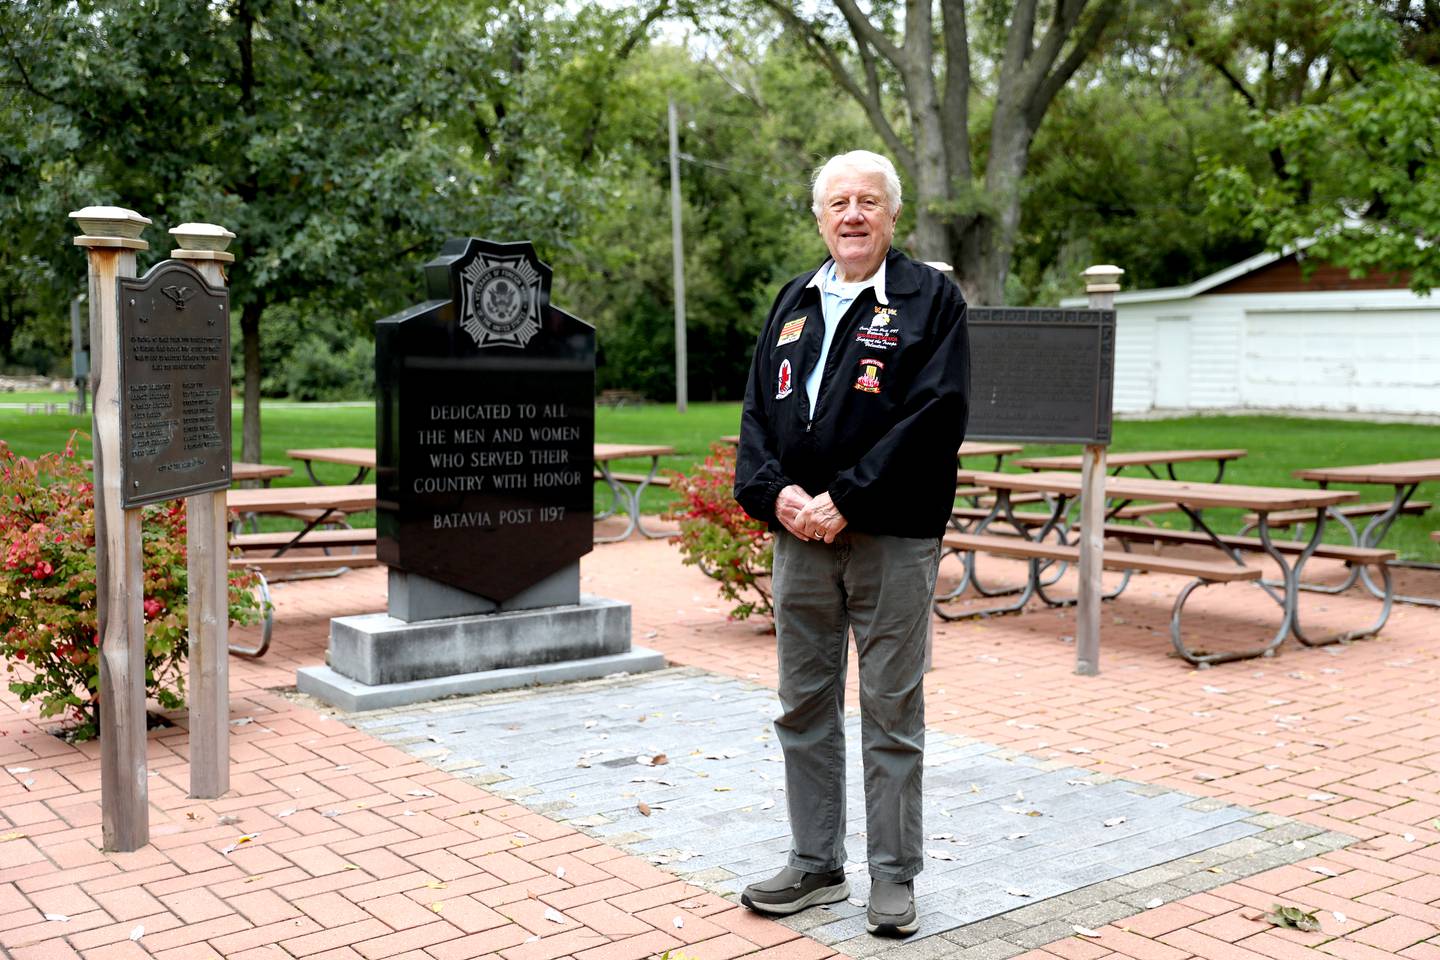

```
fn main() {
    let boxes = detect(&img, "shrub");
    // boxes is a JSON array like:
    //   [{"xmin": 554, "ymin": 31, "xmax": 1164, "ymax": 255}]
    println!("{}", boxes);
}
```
[
  {"xmin": 0, "ymin": 436, "xmax": 263, "ymax": 740},
  {"xmin": 665, "ymin": 442, "xmax": 773, "ymax": 622}
]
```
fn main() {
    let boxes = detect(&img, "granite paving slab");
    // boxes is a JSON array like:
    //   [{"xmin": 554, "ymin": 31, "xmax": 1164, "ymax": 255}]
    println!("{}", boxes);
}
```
[{"xmin": 351, "ymin": 667, "xmax": 1346, "ymax": 958}]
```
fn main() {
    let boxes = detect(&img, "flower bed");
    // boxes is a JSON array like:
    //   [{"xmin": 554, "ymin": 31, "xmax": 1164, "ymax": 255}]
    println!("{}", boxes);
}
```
[{"xmin": 0, "ymin": 436, "xmax": 262, "ymax": 740}]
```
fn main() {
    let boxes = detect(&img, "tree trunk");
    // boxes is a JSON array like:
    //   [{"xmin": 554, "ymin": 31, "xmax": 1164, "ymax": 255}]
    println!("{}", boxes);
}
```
[
  {"xmin": 240, "ymin": 300, "xmax": 261, "ymax": 464},
  {"xmin": 970, "ymin": 118, "xmax": 1034, "ymax": 305},
  {"xmin": 953, "ymin": 219, "xmax": 1002, "ymax": 306}
]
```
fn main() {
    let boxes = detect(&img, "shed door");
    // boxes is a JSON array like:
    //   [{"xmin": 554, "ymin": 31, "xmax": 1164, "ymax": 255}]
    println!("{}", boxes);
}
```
[{"xmin": 1153, "ymin": 317, "xmax": 1191, "ymax": 408}]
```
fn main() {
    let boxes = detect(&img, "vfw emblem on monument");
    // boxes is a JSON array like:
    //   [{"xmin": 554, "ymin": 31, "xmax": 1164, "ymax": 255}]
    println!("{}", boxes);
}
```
[{"xmin": 461, "ymin": 252, "xmax": 542, "ymax": 348}]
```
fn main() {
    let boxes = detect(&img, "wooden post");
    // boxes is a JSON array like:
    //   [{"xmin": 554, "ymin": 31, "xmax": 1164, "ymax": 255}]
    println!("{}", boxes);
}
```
[
  {"xmin": 1075, "ymin": 264, "xmax": 1124, "ymax": 676},
  {"xmin": 172, "ymin": 223, "xmax": 237, "ymax": 799},
  {"xmin": 72, "ymin": 205, "xmax": 152, "ymax": 851}
]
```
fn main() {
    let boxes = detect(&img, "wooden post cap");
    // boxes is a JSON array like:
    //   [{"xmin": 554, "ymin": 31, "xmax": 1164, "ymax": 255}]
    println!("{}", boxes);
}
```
[
  {"xmin": 70, "ymin": 206, "xmax": 151, "ymax": 250},
  {"xmin": 171, "ymin": 221, "xmax": 236, "ymax": 263},
  {"xmin": 170, "ymin": 222, "xmax": 236, "ymax": 252},
  {"xmin": 1081, "ymin": 264, "xmax": 1124, "ymax": 293}
]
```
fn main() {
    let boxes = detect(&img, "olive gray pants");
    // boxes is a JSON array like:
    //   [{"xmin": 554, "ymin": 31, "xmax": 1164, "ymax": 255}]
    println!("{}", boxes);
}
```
[{"xmin": 772, "ymin": 529, "xmax": 940, "ymax": 883}]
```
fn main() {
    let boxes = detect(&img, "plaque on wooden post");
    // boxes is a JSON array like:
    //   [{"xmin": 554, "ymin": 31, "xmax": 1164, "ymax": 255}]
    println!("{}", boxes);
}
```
[
  {"xmin": 966, "ymin": 307, "xmax": 1116, "ymax": 445},
  {"xmin": 117, "ymin": 262, "xmax": 231, "ymax": 506}
]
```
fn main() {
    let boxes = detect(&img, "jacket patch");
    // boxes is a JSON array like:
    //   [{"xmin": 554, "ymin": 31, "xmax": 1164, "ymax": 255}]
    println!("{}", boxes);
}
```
[
  {"xmin": 776, "ymin": 315, "xmax": 807, "ymax": 346},
  {"xmin": 854, "ymin": 358, "xmax": 884, "ymax": 394},
  {"xmin": 855, "ymin": 307, "xmax": 899, "ymax": 350},
  {"xmin": 776, "ymin": 358, "xmax": 794, "ymax": 399}
]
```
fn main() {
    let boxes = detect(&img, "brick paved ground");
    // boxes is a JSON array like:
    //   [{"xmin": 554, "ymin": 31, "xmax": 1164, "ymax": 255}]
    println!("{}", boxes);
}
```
[{"xmin": 2, "ymin": 533, "xmax": 1439, "ymax": 960}]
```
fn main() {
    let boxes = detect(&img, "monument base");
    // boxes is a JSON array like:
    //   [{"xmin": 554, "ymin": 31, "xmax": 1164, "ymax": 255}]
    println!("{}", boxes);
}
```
[
  {"xmin": 297, "ymin": 646, "xmax": 665, "ymax": 712},
  {"xmin": 302, "ymin": 592, "xmax": 661, "ymax": 712},
  {"xmin": 328, "ymin": 594, "xmax": 633, "ymax": 686}
]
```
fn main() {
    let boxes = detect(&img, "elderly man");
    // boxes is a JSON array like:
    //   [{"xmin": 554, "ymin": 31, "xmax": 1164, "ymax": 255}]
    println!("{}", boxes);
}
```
[{"xmin": 734, "ymin": 150, "xmax": 969, "ymax": 936}]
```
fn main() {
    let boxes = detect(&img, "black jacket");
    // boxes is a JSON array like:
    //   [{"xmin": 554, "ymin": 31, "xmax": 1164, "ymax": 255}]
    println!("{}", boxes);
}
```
[{"xmin": 735, "ymin": 248, "xmax": 970, "ymax": 538}]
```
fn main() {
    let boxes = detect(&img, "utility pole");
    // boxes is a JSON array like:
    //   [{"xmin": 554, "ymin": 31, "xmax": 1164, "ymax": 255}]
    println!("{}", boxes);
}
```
[
  {"xmin": 668, "ymin": 96, "xmax": 688, "ymax": 413},
  {"xmin": 71, "ymin": 294, "xmax": 87, "ymax": 414}
]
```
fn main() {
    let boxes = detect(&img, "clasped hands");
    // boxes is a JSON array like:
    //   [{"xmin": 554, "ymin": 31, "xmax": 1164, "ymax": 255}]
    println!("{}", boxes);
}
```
[{"xmin": 775, "ymin": 484, "xmax": 848, "ymax": 544}]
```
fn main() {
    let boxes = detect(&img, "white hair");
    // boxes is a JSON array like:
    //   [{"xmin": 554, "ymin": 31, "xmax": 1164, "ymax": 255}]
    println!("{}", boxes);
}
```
[{"xmin": 811, "ymin": 151, "xmax": 902, "ymax": 217}]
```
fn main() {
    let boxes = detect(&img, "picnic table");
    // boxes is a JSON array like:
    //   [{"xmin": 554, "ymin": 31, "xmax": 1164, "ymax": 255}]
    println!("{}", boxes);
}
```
[
  {"xmin": 958, "ymin": 441, "xmax": 1023, "ymax": 470},
  {"xmin": 226, "ymin": 484, "xmax": 378, "ymax": 556},
  {"xmin": 938, "ymin": 470, "xmax": 1393, "ymax": 666},
  {"xmin": 225, "ymin": 484, "xmax": 380, "ymax": 657},
  {"xmin": 1290, "ymin": 458, "xmax": 1440, "ymax": 608},
  {"xmin": 1012, "ymin": 449, "xmax": 1248, "ymax": 526},
  {"xmin": 593, "ymin": 442, "xmax": 676, "ymax": 543},
  {"xmin": 84, "ymin": 459, "xmax": 292, "ymax": 487},
  {"xmin": 287, "ymin": 447, "xmax": 375, "ymax": 484}
]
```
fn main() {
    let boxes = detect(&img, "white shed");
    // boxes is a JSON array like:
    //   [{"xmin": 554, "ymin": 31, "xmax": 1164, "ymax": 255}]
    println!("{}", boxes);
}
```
[{"xmin": 1059, "ymin": 248, "xmax": 1440, "ymax": 418}]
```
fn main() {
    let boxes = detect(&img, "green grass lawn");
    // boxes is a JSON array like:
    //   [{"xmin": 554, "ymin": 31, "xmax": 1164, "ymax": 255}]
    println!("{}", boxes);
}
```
[{"xmin": 2, "ymin": 402, "xmax": 1436, "ymax": 560}]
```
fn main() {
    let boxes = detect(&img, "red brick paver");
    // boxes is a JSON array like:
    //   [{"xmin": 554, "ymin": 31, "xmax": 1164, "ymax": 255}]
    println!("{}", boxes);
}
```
[{"xmin": 1, "ymin": 536, "xmax": 1437, "ymax": 960}]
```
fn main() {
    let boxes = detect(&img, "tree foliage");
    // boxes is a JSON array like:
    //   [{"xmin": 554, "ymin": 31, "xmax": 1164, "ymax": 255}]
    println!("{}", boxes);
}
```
[
  {"xmin": 2, "ymin": 0, "xmax": 1434, "ymax": 411},
  {"xmin": 1187, "ymin": 1, "xmax": 1440, "ymax": 292}
]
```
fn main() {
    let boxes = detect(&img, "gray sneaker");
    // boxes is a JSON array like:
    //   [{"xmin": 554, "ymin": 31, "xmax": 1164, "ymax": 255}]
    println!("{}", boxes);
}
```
[
  {"xmin": 740, "ymin": 866, "xmax": 849, "ymax": 915},
  {"xmin": 866, "ymin": 879, "xmax": 918, "ymax": 936}
]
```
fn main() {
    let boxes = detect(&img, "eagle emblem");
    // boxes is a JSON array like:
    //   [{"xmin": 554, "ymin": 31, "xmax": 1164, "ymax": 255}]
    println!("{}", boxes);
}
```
[
  {"xmin": 161, "ymin": 285, "xmax": 196, "ymax": 309},
  {"xmin": 460, "ymin": 252, "xmax": 541, "ymax": 349}
]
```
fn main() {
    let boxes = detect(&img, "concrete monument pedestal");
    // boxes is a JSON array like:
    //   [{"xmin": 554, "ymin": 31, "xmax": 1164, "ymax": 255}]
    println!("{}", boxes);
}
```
[{"xmin": 299, "ymin": 593, "xmax": 662, "ymax": 711}]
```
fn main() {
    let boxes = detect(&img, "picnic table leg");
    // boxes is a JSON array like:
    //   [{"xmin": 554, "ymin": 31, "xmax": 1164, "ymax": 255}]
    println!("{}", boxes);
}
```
[
  {"xmin": 228, "ymin": 572, "xmax": 274, "ymax": 658},
  {"xmin": 269, "ymin": 508, "xmax": 340, "ymax": 558},
  {"xmin": 1288, "ymin": 506, "xmax": 1365, "ymax": 596},
  {"xmin": 633, "ymin": 457, "xmax": 671, "ymax": 539},
  {"xmin": 933, "ymin": 490, "xmax": 1040, "ymax": 619},
  {"xmin": 1279, "ymin": 509, "xmax": 1396, "ymax": 644},
  {"xmin": 593, "ymin": 462, "xmax": 639, "ymax": 543},
  {"xmin": 1167, "ymin": 510, "xmax": 1293, "ymax": 666},
  {"xmin": 968, "ymin": 490, "xmax": 1041, "ymax": 598},
  {"xmin": 1355, "ymin": 483, "xmax": 1438, "ymax": 607}
]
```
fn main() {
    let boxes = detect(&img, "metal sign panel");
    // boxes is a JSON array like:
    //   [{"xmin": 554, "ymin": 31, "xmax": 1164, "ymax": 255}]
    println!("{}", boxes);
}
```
[
  {"xmin": 967, "ymin": 307, "xmax": 1115, "ymax": 445},
  {"xmin": 117, "ymin": 260, "xmax": 231, "ymax": 507}
]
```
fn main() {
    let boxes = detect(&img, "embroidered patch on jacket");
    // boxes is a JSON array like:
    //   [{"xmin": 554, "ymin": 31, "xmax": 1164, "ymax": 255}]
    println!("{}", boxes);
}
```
[
  {"xmin": 776, "ymin": 315, "xmax": 807, "ymax": 346},
  {"xmin": 776, "ymin": 358, "xmax": 794, "ymax": 399},
  {"xmin": 853, "ymin": 358, "xmax": 884, "ymax": 394},
  {"xmin": 855, "ymin": 307, "xmax": 899, "ymax": 350}
]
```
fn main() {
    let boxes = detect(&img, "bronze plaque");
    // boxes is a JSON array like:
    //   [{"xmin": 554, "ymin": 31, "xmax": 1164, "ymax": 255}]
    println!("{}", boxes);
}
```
[
  {"xmin": 117, "ymin": 260, "xmax": 231, "ymax": 507},
  {"xmin": 967, "ymin": 307, "xmax": 1115, "ymax": 445}
]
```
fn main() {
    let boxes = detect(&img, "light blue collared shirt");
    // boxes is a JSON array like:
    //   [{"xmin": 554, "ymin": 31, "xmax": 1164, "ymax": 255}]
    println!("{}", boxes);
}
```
[{"xmin": 803, "ymin": 259, "xmax": 888, "ymax": 414}]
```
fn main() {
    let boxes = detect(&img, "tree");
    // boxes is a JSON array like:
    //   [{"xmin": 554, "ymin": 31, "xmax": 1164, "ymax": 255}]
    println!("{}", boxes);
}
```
[
  {"xmin": 1008, "ymin": 8, "xmax": 1263, "ymax": 302},
  {"xmin": 751, "ymin": 0, "xmax": 1122, "ymax": 304},
  {"xmin": 1188, "ymin": 2, "xmax": 1440, "ymax": 292},
  {"xmin": 0, "ymin": 0, "xmax": 473, "ymax": 457}
]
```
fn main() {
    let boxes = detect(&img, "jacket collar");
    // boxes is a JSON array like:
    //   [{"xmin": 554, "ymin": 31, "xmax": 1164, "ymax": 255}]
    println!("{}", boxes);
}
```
[
  {"xmin": 803, "ymin": 248, "xmax": 921, "ymax": 303},
  {"xmin": 805, "ymin": 258, "xmax": 889, "ymax": 305}
]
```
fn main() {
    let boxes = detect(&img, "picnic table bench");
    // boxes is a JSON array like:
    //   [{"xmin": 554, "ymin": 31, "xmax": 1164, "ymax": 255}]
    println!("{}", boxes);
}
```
[
  {"xmin": 936, "ymin": 471, "xmax": 1390, "ymax": 666},
  {"xmin": 225, "ymin": 484, "xmax": 380, "ymax": 657}
]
